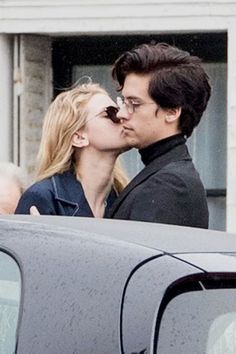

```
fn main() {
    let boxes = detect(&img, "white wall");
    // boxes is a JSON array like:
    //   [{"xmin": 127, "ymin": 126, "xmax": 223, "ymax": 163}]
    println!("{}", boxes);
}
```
[
  {"xmin": 0, "ymin": 34, "xmax": 13, "ymax": 162},
  {"xmin": 227, "ymin": 25, "xmax": 236, "ymax": 233},
  {"xmin": 0, "ymin": 1, "xmax": 235, "ymax": 34}
]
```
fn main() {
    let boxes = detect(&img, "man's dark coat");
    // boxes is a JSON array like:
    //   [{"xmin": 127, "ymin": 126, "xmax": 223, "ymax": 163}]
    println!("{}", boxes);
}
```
[{"xmin": 107, "ymin": 135, "xmax": 209, "ymax": 228}]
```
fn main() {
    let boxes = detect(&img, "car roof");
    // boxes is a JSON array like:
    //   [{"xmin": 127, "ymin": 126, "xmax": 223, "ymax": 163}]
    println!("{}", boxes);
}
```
[{"xmin": 1, "ymin": 215, "xmax": 236, "ymax": 255}]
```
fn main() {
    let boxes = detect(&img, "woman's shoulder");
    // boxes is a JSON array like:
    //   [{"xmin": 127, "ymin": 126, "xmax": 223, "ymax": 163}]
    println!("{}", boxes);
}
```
[
  {"xmin": 15, "ymin": 177, "xmax": 55, "ymax": 214},
  {"xmin": 25, "ymin": 177, "xmax": 54, "ymax": 196},
  {"xmin": 18, "ymin": 177, "xmax": 55, "ymax": 207}
]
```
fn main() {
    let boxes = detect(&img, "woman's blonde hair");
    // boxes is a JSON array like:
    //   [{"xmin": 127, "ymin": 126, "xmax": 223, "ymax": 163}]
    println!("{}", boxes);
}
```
[{"xmin": 36, "ymin": 83, "xmax": 129, "ymax": 193}]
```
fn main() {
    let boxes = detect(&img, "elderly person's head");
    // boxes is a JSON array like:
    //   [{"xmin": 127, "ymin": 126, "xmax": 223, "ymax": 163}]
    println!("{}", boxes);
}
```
[{"xmin": 0, "ymin": 162, "xmax": 27, "ymax": 214}]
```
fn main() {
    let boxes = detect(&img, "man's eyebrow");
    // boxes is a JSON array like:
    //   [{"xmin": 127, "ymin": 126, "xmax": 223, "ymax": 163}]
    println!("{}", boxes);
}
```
[{"xmin": 123, "ymin": 95, "xmax": 142, "ymax": 100}]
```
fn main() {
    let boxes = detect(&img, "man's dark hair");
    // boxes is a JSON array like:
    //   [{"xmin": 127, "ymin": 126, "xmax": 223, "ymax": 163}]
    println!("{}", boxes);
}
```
[{"xmin": 112, "ymin": 42, "xmax": 211, "ymax": 137}]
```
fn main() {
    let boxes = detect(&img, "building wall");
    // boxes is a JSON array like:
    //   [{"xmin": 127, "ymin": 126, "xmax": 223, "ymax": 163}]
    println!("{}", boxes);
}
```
[
  {"xmin": 12, "ymin": 35, "xmax": 52, "ymax": 179},
  {"xmin": 227, "ymin": 27, "xmax": 236, "ymax": 233},
  {"xmin": 0, "ymin": 34, "xmax": 13, "ymax": 161},
  {"xmin": 0, "ymin": 0, "xmax": 236, "ymax": 232},
  {"xmin": 0, "ymin": 1, "xmax": 235, "ymax": 34}
]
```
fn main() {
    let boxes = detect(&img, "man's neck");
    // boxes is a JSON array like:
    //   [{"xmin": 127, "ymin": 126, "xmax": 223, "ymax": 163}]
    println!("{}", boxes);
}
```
[{"xmin": 139, "ymin": 133, "xmax": 186, "ymax": 166}]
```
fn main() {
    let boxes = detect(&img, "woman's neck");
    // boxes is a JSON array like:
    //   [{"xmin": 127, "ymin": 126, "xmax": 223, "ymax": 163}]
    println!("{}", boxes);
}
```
[{"xmin": 74, "ymin": 150, "xmax": 117, "ymax": 218}]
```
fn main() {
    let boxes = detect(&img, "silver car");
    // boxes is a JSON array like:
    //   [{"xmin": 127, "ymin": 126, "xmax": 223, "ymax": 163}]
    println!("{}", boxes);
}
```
[{"xmin": 1, "ymin": 215, "xmax": 236, "ymax": 354}]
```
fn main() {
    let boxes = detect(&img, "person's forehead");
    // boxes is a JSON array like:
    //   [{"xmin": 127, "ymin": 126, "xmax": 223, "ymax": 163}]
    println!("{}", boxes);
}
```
[
  {"xmin": 87, "ymin": 93, "xmax": 115, "ymax": 112},
  {"xmin": 122, "ymin": 73, "xmax": 151, "ymax": 99}
]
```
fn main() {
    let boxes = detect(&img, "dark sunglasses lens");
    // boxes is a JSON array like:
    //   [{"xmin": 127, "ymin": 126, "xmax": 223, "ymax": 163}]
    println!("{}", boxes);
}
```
[{"xmin": 105, "ymin": 106, "xmax": 120, "ymax": 123}]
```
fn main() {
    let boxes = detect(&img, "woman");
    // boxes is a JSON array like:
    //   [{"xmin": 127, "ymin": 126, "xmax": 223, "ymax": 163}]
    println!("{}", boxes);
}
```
[{"xmin": 15, "ymin": 83, "xmax": 129, "ymax": 217}]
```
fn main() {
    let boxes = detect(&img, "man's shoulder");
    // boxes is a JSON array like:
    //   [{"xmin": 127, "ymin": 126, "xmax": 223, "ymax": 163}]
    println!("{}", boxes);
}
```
[
  {"xmin": 141, "ymin": 159, "xmax": 203, "ymax": 192},
  {"xmin": 161, "ymin": 159, "xmax": 196, "ymax": 174},
  {"xmin": 149, "ymin": 158, "xmax": 195, "ymax": 178}
]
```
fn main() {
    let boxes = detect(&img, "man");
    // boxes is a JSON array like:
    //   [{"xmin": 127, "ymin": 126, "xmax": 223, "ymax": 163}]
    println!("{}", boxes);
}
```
[
  {"xmin": 0, "ymin": 162, "xmax": 27, "ymax": 214},
  {"xmin": 107, "ymin": 42, "xmax": 211, "ymax": 228}
]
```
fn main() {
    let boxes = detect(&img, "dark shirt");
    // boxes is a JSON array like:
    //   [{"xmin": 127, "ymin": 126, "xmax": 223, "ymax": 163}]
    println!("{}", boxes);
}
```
[{"xmin": 139, "ymin": 133, "xmax": 186, "ymax": 165}]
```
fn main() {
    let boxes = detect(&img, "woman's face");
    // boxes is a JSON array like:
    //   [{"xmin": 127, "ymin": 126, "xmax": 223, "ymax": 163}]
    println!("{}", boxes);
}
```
[{"xmin": 84, "ymin": 93, "xmax": 129, "ymax": 153}]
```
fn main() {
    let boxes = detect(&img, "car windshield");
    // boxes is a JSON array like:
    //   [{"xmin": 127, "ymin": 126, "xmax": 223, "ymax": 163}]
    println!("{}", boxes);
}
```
[
  {"xmin": 156, "ymin": 288, "xmax": 236, "ymax": 354},
  {"xmin": 0, "ymin": 251, "xmax": 21, "ymax": 354}
]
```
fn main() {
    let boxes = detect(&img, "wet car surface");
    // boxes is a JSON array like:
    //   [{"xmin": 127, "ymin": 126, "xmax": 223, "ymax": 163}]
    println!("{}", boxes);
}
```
[{"xmin": 1, "ymin": 215, "xmax": 236, "ymax": 354}]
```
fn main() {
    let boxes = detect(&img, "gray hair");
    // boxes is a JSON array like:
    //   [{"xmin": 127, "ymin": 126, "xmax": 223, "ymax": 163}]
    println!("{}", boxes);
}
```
[{"xmin": 0, "ymin": 162, "xmax": 28, "ymax": 194}]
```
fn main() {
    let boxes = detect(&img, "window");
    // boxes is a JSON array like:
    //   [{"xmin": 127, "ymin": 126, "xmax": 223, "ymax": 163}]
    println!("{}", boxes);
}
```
[
  {"xmin": 207, "ymin": 313, "xmax": 236, "ymax": 353},
  {"xmin": 187, "ymin": 62, "xmax": 227, "ymax": 231},
  {"xmin": 155, "ymin": 275, "xmax": 236, "ymax": 354},
  {"xmin": 0, "ymin": 251, "xmax": 21, "ymax": 354}
]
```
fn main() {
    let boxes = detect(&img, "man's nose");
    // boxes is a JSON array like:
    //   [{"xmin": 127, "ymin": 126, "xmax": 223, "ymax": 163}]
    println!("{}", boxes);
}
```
[{"xmin": 117, "ymin": 105, "xmax": 130, "ymax": 120}]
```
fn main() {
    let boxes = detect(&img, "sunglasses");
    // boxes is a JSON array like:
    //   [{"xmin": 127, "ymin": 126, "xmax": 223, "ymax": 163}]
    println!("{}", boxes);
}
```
[{"xmin": 104, "ymin": 106, "xmax": 121, "ymax": 124}]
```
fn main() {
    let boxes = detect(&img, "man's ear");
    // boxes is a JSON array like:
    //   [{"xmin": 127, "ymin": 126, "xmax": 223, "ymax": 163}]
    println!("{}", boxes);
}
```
[
  {"xmin": 165, "ymin": 107, "xmax": 182, "ymax": 123},
  {"xmin": 72, "ymin": 131, "xmax": 89, "ymax": 148}
]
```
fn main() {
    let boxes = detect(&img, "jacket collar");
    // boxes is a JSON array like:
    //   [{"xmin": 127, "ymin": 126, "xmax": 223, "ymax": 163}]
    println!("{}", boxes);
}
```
[
  {"xmin": 108, "ymin": 143, "xmax": 191, "ymax": 218},
  {"xmin": 52, "ymin": 169, "xmax": 84, "ymax": 204},
  {"xmin": 52, "ymin": 169, "xmax": 117, "ymax": 217},
  {"xmin": 52, "ymin": 169, "xmax": 92, "ymax": 216}
]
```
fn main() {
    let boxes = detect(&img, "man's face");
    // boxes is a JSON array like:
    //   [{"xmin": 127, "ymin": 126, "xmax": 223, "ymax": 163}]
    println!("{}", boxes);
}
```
[{"xmin": 117, "ymin": 73, "xmax": 179, "ymax": 149}]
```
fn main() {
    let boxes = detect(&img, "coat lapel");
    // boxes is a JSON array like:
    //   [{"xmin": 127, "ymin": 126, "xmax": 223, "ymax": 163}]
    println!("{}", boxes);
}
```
[
  {"xmin": 52, "ymin": 170, "xmax": 93, "ymax": 216},
  {"xmin": 108, "ymin": 144, "xmax": 191, "ymax": 217}
]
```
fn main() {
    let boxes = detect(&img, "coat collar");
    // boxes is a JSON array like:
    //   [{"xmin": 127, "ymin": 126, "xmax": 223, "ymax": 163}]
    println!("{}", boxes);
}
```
[
  {"xmin": 52, "ymin": 169, "xmax": 117, "ymax": 217},
  {"xmin": 52, "ymin": 169, "xmax": 92, "ymax": 216},
  {"xmin": 107, "ymin": 143, "xmax": 191, "ymax": 218}
]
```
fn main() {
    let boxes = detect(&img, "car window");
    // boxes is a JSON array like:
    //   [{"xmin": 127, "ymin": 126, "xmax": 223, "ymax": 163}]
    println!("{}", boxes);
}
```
[
  {"xmin": 0, "ymin": 251, "xmax": 21, "ymax": 354},
  {"xmin": 207, "ymin": 313, "xmax": 236, "ymax": 353},
  {"xmin": 155, "ymin": 276, "xmax": 236, "ymax": 354}
]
